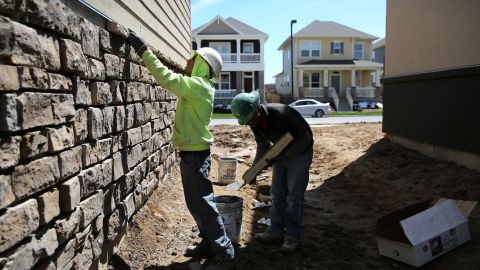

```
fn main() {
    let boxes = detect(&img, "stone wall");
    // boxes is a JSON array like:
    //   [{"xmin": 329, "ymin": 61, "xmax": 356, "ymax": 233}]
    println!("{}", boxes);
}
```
[{"xmin": 0, "ymin": 0, "xmax": 180, "ymax": 269}]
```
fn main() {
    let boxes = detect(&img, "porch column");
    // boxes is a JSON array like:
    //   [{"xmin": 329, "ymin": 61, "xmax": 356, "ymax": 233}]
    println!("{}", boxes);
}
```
[
  {"xmin": 260, "ymin": 39, "xmax": 264, "ymax": 64},
  {"xmin": 375, "ymin": 69, "xmax": 381, "ymax": 86},
  {"xmin": 323, "ymin": 70, "xmax": 328, "ymax": 87},
  {"xmin": 197, "ymin": 39, "xmax": 202, "ymax": 49},
  {"xmin": 351, "ymin": 69, "xmax": 356, "ymax": 87},
  {"xmin": 236, "ymin": 39, "xmax": 241, "ymax": 63},
  {"xmin": 298, "ymin": 69, "xmax": 304, "ymax": 87}
]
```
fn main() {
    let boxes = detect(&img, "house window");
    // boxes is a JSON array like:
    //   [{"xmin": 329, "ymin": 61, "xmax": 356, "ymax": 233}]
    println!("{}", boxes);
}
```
[
  {"xmin": 216, "ymin": 72, "xmax": 230, "ymax": 90},
  {"xmin": 300, "ymin": 41, "xmax": 321, "ymax": 57},
  {"xmin": 303, "ymin": 72, "xmax": 321, "ymax": 88},
  {"xmin": 331, "ymin": 41, "xmax": 344, "ymax": 55},
  {"xmin": 354, "ymin": 43, "xmax": 364, "ymax": 59},
  {"xmin": 243, "ymin": 43, "xmax": 254, "ymax": 53}
]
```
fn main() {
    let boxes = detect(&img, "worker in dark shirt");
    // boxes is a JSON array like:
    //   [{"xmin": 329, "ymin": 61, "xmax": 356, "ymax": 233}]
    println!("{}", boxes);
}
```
[{"xmin": 231, "ymin": 91, "xmax": 313, "ymax": 253}]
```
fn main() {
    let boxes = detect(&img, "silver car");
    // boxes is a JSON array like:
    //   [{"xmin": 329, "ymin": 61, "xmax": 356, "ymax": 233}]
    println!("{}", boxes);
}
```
[{"xmin": 289, "ymin": 99, "xmax": 332, "ymax": 117}]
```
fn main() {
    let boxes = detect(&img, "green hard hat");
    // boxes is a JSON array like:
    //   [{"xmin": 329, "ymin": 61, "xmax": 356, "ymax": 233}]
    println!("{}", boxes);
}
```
[{"xmin": 231, "ymin": 91, "xmax": 260, "ymax": 125}]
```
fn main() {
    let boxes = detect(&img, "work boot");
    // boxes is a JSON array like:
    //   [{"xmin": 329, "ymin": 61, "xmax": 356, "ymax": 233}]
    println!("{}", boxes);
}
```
[
  {"xmin": 254, "ymin": 230, "xmax": 284, "ymax": 244},
  {"xmin": 185, "ymin": 239, "xmax": 213, "ymax": 257},
  {"xmin": 280, "ymin": 239, "xmax": 299, "ymax": 254},
  {"xmin": 204, "ymin": 257, "xmax": 236, "ymax": 270}
]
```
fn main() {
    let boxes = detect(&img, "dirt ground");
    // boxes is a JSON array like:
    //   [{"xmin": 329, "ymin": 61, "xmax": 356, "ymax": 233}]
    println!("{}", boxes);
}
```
[{"xmin": 112, "ymin": 123, "xmax": 480, "ymax": 270}]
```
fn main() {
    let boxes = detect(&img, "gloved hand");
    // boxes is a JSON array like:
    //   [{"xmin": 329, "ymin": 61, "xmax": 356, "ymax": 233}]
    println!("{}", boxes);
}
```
[{"xmin": 128, "ymin": 30, "xmax": 148, "ymax": 56}]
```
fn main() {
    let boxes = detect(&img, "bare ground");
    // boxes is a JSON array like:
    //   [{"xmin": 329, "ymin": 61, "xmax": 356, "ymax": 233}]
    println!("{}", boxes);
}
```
[{"xmin": 112, "ymin": 123, "xmax": 480, "ymax": 270}]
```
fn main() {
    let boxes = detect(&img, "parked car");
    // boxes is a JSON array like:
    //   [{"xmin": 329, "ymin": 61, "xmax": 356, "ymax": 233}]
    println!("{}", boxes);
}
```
[{"xmin": 288, "ymin": 99, "xmax": 332, "ymax": 117}]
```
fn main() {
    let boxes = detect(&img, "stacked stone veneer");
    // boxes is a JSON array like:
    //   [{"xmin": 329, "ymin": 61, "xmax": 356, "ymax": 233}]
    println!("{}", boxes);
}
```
[{"xmin": 0, "ymin": 0, "xmax": 180, "ymax": 269}]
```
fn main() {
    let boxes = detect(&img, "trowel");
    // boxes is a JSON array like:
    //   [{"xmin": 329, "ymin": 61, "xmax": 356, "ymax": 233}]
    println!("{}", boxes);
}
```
[{"xmin": 226, "ymin": 132, "xmax": 293, "ymax": 191}]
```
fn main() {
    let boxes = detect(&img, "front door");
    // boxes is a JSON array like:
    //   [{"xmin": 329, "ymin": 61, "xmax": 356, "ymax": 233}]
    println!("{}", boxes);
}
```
[
  {"xmin": 331, "ymin": 73, "xmax": 341, "ymax": 96},
  {"xmin": 243, "ymin": 72, "xmax": 254, "ymax": 92}
]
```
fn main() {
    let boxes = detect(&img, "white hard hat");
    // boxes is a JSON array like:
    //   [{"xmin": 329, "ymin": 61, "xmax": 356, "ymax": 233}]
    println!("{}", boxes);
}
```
[{"xmin": 195, "ymin": 47, "xmax": 223, "ymax": 79}]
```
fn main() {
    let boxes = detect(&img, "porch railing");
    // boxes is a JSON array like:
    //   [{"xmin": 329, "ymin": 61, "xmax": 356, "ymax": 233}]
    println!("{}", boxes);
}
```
[
  {"xmin": 214, "ymin": 89, "xmax": 237, "ymax": 99},
  {"xmin": 220, "ymin": 54, "xmax": 237, "ymax": 63},
  {"xmin": 355, "ymin": 87, "xmax": 375, "ymax": 98},
  {"xmin": 329, "ymin": 87, "xmax": 339, "ymax": 111},
  {"xmin": 303, "ymin": 88, "xmax": 325, "ymax": 97},
  {"xmin": 240, "ymin": 53, "xmax": 261, "ymax": 63}
]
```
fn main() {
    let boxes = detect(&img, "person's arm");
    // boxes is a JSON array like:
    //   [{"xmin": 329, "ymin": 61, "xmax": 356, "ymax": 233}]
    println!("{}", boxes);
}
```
[{"xmin": 252, "ymin": 128, "xmax": 270, "ymax": 164}]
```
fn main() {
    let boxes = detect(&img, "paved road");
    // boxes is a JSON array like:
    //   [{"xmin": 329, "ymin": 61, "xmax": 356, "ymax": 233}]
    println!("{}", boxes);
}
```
[{"xmin": 210, "ymin": 116, "xmax": 382, "ymax": 126}]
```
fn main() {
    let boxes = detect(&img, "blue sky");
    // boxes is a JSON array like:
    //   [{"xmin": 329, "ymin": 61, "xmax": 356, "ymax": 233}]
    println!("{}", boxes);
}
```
[{"xmin": 191, "ymin": 0, "xmax": 386, "ymax": 84}]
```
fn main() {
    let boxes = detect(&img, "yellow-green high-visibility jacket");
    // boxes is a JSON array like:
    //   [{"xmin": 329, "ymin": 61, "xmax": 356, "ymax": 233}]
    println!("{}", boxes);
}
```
[{"xmin": 142, "ymin": 50, "xmax": 214, "ymax": 151}]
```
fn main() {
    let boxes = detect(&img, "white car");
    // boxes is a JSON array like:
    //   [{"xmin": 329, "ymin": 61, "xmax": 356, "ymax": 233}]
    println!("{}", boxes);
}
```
[{"xmin": 288, "ymin": 99, "xmax": 332, "ymax": 117}]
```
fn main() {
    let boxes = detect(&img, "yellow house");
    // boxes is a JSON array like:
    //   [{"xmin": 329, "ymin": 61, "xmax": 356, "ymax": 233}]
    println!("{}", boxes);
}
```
[{"xmin": 276, "ymin": 21, "xmax": 383, "ymax": 111}]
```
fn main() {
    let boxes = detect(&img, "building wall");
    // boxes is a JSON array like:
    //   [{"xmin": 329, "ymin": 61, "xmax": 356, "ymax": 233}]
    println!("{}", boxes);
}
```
[
  {"xmin": 0, "ymin": 0, "xmax": 181, "ymax": 268},
  {"xmin": 385, "ymin": 0, "xmax": 480, "ymax": 77},
  {"xmin": 373, "ymin": 46, "xmax": 385, "ymax": 63},
  {"xmin": 82, "ymin": 0, "xmax": 191, "ymax": 67}
]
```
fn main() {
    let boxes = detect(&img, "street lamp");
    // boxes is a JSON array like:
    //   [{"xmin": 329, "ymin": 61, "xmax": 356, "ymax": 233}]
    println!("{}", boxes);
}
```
[{"xmin": 290, "ymin": 19, "xmax": 297, "ymax": 98}]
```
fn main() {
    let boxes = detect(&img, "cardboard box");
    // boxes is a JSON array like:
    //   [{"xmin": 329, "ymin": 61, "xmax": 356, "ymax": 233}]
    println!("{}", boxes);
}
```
[{"xmin": 375, "ymin": 199, "xmax": 477, "ymax": 267}]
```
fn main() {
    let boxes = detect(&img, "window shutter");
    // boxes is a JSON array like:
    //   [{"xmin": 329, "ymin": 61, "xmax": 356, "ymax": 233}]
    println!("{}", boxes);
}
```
[
  {"xmin": 330, "ymin": 42, "xmax": 334, "ymax": 54},
  {"xmin": 340, "ymin": 42, "xmax": 344, "ymax": 54}
]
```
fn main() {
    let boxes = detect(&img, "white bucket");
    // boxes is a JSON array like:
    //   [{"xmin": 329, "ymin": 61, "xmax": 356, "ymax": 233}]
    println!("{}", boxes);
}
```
[
  {"xmin": 217, "ymin": 157, "xmax": 237, "ymax": 184},
  {"xmin": 216, "ymin": 195, "xmax": 243, "ymax": 243}
]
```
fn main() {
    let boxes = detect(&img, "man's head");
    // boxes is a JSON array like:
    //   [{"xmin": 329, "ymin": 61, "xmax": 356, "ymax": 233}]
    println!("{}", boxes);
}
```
[
  {"xmin": 188, "ymin": 47, "xmax": 222, "ymax": 81},
  {"xmin": 231, "ymin": 91, "xmax": 260, "ymax": 125}
]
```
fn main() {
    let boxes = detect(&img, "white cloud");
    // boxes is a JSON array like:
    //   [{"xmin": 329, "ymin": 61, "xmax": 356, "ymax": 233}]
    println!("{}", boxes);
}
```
[{"xmin": 192, "ymin": 0, "xmax": 224, "ymax": 12}]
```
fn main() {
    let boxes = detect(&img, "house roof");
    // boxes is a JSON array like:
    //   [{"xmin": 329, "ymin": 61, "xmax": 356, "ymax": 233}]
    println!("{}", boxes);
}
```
[
  {"xmin": 278, "ymin": 20, "xmax": 378, "ymax": 50},
  {"xmin": 302, "ymin": 60, "xmax": 355, "ymax": 65},
  {"xmin": 273, "ymin": 72, "xmax": 284, "ymax": 77},
  {"xmin": 372, "ymin": 38, "xmax": 385, "ymax": 50},
  {"xmin": 192, "ymin": 15, "xmax": 267, "ymax": 37}
]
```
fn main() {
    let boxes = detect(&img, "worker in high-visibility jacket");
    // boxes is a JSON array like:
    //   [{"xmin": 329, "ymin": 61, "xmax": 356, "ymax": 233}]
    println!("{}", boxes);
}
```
[
  {"xmin": 231, "ymin": 91, "xmax": 314, "ymax": 254},
  {"xmin": 129, "ymin": 32, "xmax": 234, "ymax": 269}
]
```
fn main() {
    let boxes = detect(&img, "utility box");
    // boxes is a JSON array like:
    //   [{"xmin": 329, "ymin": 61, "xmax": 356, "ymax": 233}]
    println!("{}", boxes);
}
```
[{"xmin": 375, "ymin": 199, "xmax": 477, "ymax": 267}]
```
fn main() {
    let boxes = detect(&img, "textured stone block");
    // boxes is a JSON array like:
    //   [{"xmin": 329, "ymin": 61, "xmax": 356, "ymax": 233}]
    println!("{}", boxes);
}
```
[
  {"xmin": 90, "ymin": 81, "xmax": 112, "ymax": 105},
  {"xmin": 54, "ymin": 207, "xmax": 81, "ymax": 244},
  {"xmin": 38, "ymin": 31, "xmax": 61, "ymax": 71},
  {"xmin": 78, "ymin": 164, "xmax": 103, "ymax": 198},
  {"xmin": 125, "ymin": 104, "xmax": 135, "ymax": 129},
  {"xmin": 0, "ymin": 15, "xmax": 43, "ymax": 67},
  {"xmin": 99, "ymin": 28, "xmax": 112, "ymax": 52},
  {"xmin": 0, "ymin": 65, "xmax": 19, "ymax": 91},
  {"xmin": 49, "ymin": 73, "xmax": 72, "ymax": 90},
  {"xmin": 106, "ymin": 21, "xmax": 128, "ymax": 38},
  {"xmin": 114, "ymin": 106, "xmax": 125, "ymax": 132},
  {"xmin": 79, "ymin": 190, "xmax": 104, "ymax": 229},
  {"xmin": 59, "ymin": 176, "xmax": 80, "ymax": 212},
  {"xmin": 0, "ymin": 136, "xmax": 20, "ymax": 170},
  {"xmin": 72, "ymin": 233, "xmax": 94, "ymax": 270},
  {"xmin": 102, "ymin": 106, "xmax": 114, "ymax": 135},
  {"xmin": 105, "ymin": 207, "xmax": 126, "ymax": 242},
  {"xmin": 80, "ymin": 18, "xmax": 100, "ymax": 59},
  {"xmin": 101, "ymin": 158, "xmax": 113, "ymax": 186},
  {"xmin": 25, "ymin": 0, "xmax": 81, "ymax": 40},
  {"xmin": 0, "ymin": 0, "xmax": 26, "ymax": 18},
  {"xmin": 87, "ymin": 107, "xmax": 103, "ymax": 140},
  {"xmin": 123, "ymin": 193, "xmax": 135, "ymax": 220},
  {"xmin": 59, "ymin": 38, "xmax": 89, "ymax": 78},
  {"xmin": 113, "ymin": 151, "xmax": 126, "ymax": 181},
  {"xmin": 88, "ymin": 58, "xmax": 105, "ymax": 80},
  {"xmin": 73, "ymin": 78, "xmax": 91, "ymax": 105},
  {"xmin": 143, "ymin": 102, "xmax": 153, "ymax": 122},
  {"xmin": 134, "ymin": 102, "xmax": 145, "ymax": 126},
  {"xmin": 0, "ymin": 199, "xmax": 39, "ymax": 253},
  {"xmin": 33, "ymin": 227, "xmax": 58, "ymax": 259},
  {"xmin": 110, "ymin": 80, "xmax": 124, "ymax": 104},
  {"xmin": 74, "ymin": 108, "xmax": 88, "ymax": 143},
  {"xmin": 47, "ymin": 125, "xmax": 74, "ymax": 153},
  {"xmin": 127, "ymin": 126, "xmax": 142, "ymax": 147},
  {"xmin": 53, "ymin": 237, "xmax": 76, "ymax": 269},
  {"xmin": 141, "ymin": 122, "xmax": 152, "ymax": 142},
  {"xmin": 16, "ymin": 92, "xmax": 54, "ymax": 129},
  {"xmin": 58, "ymin": 145, "xmax": 82, "ymax": 179},
  {"xmin": 129, "ymin": 62, "xmax": 141, "ymax": 80},
  {"xmin": 37, "ymin": 188, "xmax": 60, "ymax": 224},
  {"xmin": 75, "ymin": 224, "xmax": 91, "ymax": 250},
  {"xmin": 81, "ymin": 138, "xmax": 112, "ymax": 167},
  {"xmin": 1, "ymin": 240, "xmax": 35, "ymax": 270},
  {"xmin": 104, "ymin": 53, "xmax": 120, "ymax": 78},
  {"xmin": 0, "ymin": 174, "xmax": 15, "ymax": 209},
  {"xmin": 0, "ymin": 94, "xmax": 18, "ymax": 131},
  {"xmin": 51, "ymin": 93, "xmax": 75, "ymax": 124},
  {"xmin": 19, "ymin": 66, "xmax": 49, "ymax": 89},
  {"xmin": 20, "ymin": 130, "xmax": 48, "ymax": 158},
  {"xmin": 127, "ymin": 144, "xmax": 142, "ymax": 170},
  {"xmin": 12, "ymin": 156, "xmax": 60, "ymax": 199},
  {"xmin": 103, "ymin": 185, "xmax": 116, "ymax": 216}
]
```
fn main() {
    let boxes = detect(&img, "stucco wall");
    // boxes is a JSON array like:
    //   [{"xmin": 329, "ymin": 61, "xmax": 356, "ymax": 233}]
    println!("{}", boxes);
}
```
[
  {"xmin": 385, "ymin": 0, "xmax": 480, "ymax": 77},
  {"xmin": 0, "ymin": 0, "xmax": 183, "ymax": 269}
]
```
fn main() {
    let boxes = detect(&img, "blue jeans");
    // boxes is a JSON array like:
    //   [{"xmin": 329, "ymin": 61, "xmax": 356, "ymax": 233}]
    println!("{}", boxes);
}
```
[
  {"xmin": 269, "ymin": 148, "xmax": 313, "ymax": 241},
  {"xmin": 179, "ymin": 150, "xmax": 234, "ymax": 260}
]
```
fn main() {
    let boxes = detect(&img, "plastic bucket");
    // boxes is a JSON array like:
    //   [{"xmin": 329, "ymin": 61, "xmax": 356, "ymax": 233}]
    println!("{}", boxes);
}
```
[
  {"xmin": 215, "ymin": 195, "xmax": 243, "ymax": 243},
  {"xmin": 217, "ymin": 157, "xmax": 237, "ymax": 184}
]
